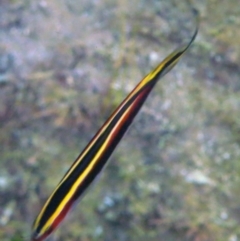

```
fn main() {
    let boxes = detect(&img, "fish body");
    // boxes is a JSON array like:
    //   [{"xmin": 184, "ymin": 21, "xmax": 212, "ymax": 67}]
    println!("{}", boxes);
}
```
[{"xmin": 31, "ymin": 9, "xmax": 198, "ymax": 241}]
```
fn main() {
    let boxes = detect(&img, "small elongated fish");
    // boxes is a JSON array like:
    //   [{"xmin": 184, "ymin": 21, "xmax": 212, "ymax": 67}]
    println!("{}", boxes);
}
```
[{"xmin": 31, "ymin": 9, "xmax": 199, "ymax": 241}]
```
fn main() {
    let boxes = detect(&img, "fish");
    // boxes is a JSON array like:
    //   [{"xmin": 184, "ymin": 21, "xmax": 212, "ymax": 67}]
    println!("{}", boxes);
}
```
[{"xmin": 31, "ymin": 9, "xmax": 199, "ymax": 241}]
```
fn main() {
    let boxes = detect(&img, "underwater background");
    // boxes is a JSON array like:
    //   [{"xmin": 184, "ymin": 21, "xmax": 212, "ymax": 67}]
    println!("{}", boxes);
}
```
[{"xmin": 0, "ymin": 0, "xmax": 240, "ymax": 240}]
